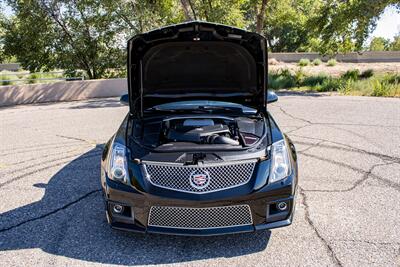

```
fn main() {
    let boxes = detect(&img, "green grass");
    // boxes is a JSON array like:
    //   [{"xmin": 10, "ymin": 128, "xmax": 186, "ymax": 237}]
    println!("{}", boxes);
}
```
[
  {"xmin": 0, "ymin": 71, "xmax": 66, "ymax": 86},
  {"xmin": 341, "ymin": 69, "xmax": 360, "ymax": 81},
  {"xmin": 28, "ymin": 73, "xmax": 39, "ymax": 84},
  {"xmin": 360, "ymin": 69, "xmax": 374, "ymax": 79},
  {"xmin": 327, "ymin": 59, "xmax": 337, "ymax": 67},
  {"xmin": 0, "ymin": 75, "xmax": 14, "ymax": 85},
  {"xmin": 298, "ymin": 58, "xmax": 311, "ymax": 66},
  {"xmin": 268, "ymin": 69, "xmax": 296, "ymax": 89},
  {"xmin": 338, "ymin": 76, "xmax": 400, "ymax": 97},
  {"xmin": 268, "ymin": 70, "xmax": 400, "ymax": 97},
  {"xmin": 312, "ymin": 58, "xmax": 322, "ymax": 66},
  {"xmin": 302, "ymin": 73, "xmax": 329, "ymax": 87}
]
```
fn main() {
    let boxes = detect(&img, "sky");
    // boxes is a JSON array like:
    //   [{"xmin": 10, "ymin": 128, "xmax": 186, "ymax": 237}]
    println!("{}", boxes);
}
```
[{"xmin": 370, "ymin": 6, "xmax": 400, "ymax": 41}]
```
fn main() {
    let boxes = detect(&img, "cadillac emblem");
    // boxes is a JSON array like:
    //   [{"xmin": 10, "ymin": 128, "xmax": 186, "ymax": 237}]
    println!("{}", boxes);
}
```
[{"xmin": 189, "ymin": 170, "xmax": 210, "ymax": 189}]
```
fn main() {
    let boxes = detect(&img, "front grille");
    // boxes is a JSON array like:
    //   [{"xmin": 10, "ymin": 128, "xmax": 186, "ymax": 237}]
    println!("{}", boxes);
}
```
[
  {"xmin": 148, "ymin": 205, "xmax": 253, "ymax": 229},
  {"xmin": 142, "ymin": 160, "xmax": 257, "ymax": 193}
]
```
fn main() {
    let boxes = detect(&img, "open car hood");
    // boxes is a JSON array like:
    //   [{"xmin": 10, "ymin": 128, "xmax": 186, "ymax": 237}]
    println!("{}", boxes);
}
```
[{"xmin": 127, "ymin": 21, "xmax": 267, "ymax": 116}]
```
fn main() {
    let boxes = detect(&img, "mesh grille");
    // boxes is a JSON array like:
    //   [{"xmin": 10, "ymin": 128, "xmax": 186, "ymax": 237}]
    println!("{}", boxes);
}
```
[
  {"xmin": 143, "ymin": 160, "xmax": 256, "ymax": 193},
  {"xmin": 148, "ymin": 205, "xmax": 253, "ymax": 229}
]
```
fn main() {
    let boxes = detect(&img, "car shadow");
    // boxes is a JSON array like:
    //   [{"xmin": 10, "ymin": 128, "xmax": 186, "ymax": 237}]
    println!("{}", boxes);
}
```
[{"xmin": 0, "ymin": 146, "xmax": 271, "ymax": 265}]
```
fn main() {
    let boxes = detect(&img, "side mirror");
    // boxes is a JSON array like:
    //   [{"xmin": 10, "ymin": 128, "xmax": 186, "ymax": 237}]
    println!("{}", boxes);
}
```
[
  {"xmin": 267, "ymin": 90, "xmax": 278, "ymax": 104},
  {"xmin": 120, "ymin": 94, "xmax": 129, "ymax": 105}
]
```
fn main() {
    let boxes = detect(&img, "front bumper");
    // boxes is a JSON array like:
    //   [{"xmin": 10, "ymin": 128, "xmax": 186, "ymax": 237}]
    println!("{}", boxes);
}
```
[{"xmin": 102, "ymin": 172, "xmax": 297, "ymax": 236}]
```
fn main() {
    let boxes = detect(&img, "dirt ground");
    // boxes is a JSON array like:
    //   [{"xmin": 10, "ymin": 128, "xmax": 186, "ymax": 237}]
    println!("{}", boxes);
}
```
[{"xmin": 269, "ymin": 61, "xmax": 400, "ymax": 76}]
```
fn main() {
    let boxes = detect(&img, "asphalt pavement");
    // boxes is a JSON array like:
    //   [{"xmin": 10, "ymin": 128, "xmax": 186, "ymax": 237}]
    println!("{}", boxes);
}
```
[{"xmin": 0, "ymin": 94, "xmax": 399, "ymax": 266}]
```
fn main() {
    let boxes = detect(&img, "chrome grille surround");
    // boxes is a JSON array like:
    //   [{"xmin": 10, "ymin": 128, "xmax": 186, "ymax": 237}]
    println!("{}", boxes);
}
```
[
  {"xmin": 142, "ymin": 160, "xmax": 257, "ymax": 193},
  {"xmin": 148, "ymin": 205, "xmax": 253, "ymax": 229}
]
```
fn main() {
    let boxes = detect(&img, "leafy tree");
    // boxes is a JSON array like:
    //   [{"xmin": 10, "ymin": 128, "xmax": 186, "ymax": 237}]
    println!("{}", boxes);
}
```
[
  {"xmin": 390, "ymin": 34, "xmax": 400, "ymax": 51},
  {"xmin": 2, "ymin": 0, "xmax": 183, "ymax": 78},
  {"xmin": 2, "ymin": 0, "xmax": 399, "ymax": 77},
  {"xmin": 178, "ymin": 0, "xmax": 247, "ymax": 28},
  {"xmin": 3, "ymin": 0, "xmax": 126, "ymax": 78},
  {"xmin": 0, "ymin": 33, "xmax": 4, "ymax": 64},
  {"xmin": 261, "ymin": 0, "xmax": 322, "ymax": 52},
  {"xmin": 0, "ymin": 11, "xmax": 5, "ymax": 63},
  {"xmin": 369, "ymin": 37, "xmax": 390, "ymax": 51},
  {"xmin": 309, "ymin": 1, "xmax": 400, "ymax": 54},
  {"xmin": 112, "ymin": 0, "xmax": 181, "ymax": 36},
  {"xmin": 254, "ymin": 0, "xmax": 268, "ymax": 33}
]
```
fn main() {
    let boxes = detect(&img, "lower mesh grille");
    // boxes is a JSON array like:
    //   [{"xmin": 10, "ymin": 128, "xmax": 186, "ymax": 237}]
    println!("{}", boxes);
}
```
[{"xmin": 148, "ymin": 205, "xmax": 253, "ymax": 229}]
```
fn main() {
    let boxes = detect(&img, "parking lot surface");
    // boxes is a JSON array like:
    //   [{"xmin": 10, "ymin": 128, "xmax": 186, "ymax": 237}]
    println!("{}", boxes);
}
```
[{"xmin": 0, "ymin": 94, "xmax": 399, "ymax": 266}]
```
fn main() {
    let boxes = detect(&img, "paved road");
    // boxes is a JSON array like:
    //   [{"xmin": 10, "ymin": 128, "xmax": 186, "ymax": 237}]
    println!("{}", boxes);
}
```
[{"xmin": 0, "ymin": 94, "xmax": 399, "ymax": 266}]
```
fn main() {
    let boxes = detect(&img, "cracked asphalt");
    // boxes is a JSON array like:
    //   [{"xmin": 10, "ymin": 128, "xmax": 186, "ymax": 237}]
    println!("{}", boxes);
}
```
[{"xmin": 0, "ymin": 94, "xmax": 399, "ymax": 266}]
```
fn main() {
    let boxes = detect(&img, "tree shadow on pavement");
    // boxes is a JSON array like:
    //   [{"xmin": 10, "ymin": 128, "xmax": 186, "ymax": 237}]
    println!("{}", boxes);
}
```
[
  {"xmin": 276, "ymin": 90, "xmax": 326, "ymax": 97},
  {"xmin": 67, "ymin": 98, "xmax": 124, "ymax": 109},
  {"xmin": 0, "ymin": 146, "xmax": 270, "ymax": 265}
]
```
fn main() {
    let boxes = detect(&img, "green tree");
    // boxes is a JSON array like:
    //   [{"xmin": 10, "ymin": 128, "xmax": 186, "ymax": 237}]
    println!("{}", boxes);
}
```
[
  {"xmin": 2, "ymin": 0, "xmax": 185, "ymax": 78},
  {"xmin": 2, "ymin": 0, "xmax": 399, "ymax": 75},
  {"xmin": 309, "ymin": 1, "xmax": 400, "ymax": 54},
  {"xmin": 0, "ymin": 11, "xmax": 5, "ymax": 63},
  {"xmin": 113, "ymin": 0, "xmax": 181, "ymax": 36},
  {"xmin": 3, "ymin": 0, "xmax": 128, "ymax": 78},
  {"xmin": 178, "ymin": 0, "xmax": 247, "ymax": 28},
  {"xmin": 390, "ymin": 34, "xmax": 400, "ymax": 51},
  {"xmin": 261, "ymin": 0, "xmax": 322, "ymax": 52},
  {"xmin": 369, "ymin": 37, "xmax": 390, "ymax": 51}
]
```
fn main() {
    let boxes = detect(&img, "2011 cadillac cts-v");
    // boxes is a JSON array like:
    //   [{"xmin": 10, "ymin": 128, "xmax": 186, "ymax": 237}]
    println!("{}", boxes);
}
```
[{"xmin": 101, "ymin": 21, "xmax": 298, "ymax": 236}]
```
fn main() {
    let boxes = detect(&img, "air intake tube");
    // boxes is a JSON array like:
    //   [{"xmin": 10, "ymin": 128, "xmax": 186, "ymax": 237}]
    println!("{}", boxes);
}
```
[{"xmin": 206, "ymin": 134, "xmax": 240, "ymax": 146}]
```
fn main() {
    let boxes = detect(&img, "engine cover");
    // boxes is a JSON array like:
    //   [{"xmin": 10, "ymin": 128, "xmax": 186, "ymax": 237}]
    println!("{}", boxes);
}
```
[{"xmin": 167, "ymin": 124, "xmax": 230, "ymax": 143}]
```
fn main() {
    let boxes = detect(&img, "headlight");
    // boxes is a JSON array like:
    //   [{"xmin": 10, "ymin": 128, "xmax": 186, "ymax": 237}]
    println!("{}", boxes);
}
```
[
  {"xmin": 269, "ymin": 139, "xmax": 291, "ymax": 183},
  {"xmin": 109, "ymin": 143, "xmax": 129, "ymax": 183}
]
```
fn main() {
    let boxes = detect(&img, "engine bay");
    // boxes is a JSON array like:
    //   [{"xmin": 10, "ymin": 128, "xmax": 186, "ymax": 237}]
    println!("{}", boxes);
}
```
[{"xmin": 132, "ymin": 115, "xmax": 265, "ymax": 149}]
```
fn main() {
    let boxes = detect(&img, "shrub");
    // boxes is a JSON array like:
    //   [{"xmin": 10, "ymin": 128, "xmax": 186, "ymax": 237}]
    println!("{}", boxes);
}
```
[
  {"xmin": 268, "ymin": 69, "xmax": 296, "ymax": 89},
  {"xmin": 268, "ymin": 74, "xmax": 282, "ymax": 89},
  {"xmin": 28, "ymin": 73, "xmax": 39, "ymax": 84},
  {"xmin": 341, "ymin": 69, "xmax": 360, "ymax": 81},
  {"xmin": 0, "ymin": 75, "xmax": 14, "ymax": 86},
  {"xmin": 298, "ymin": 58, "xmax": 311, "ymax": 66},
  {"xmin": 302, "ymin": 73, "xmax": 329, "ymax": 87},
  {"xmin": 371, "ymin": 79, "xmax": 393, "ymax": 97},
  {"xmin": 103, "ymin": 68, "xmax": 127, "ymax": 79},
  {"xmin": 268, "ymin": 68, "xmax": 400, "ymax": 96},
  {"xmin": 338, "ymin": 76, "xmax": 399, "ymax": 97},
  {"xmin": 359, "ymin": 69, "xmax": 374, "ymax": 79},
  {"xmin": 316, "ymin": 78, "xmax": 344, "ymax": 92},
  {"xmin": 338, "ymin": 80, "xmax": 356, "ymax": 95},
  {"xmin": 312, "ymin": 58, "xmax": 322, "ymax": 66},
  {"xmin": 294, "ymin": 69, "xmax": 305, "ymax": 87},
  {"xmin": 327, "ymin": 59, "xmax": 337, "ymax": 67},
  {"xmin": 384, "ymin": 73, "xmax": 400, "ymax": 84}
]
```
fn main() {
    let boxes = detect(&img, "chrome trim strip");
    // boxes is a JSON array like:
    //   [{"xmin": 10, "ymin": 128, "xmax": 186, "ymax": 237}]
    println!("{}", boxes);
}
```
[{"xmin": 141, "ymin": 159, "xmax": 257, "ymax": 167}]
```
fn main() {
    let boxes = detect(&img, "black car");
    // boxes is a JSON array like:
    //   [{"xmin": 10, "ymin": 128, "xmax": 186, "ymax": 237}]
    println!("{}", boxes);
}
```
[{"xmin": 101, "ymin": 21, "xmax": 298, "ymax": 236}]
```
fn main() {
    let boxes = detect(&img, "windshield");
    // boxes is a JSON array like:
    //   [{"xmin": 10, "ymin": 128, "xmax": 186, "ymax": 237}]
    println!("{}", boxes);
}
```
[{"xmin": 147, "ymin": 101, "xmax": 257, "ymax": 115}]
